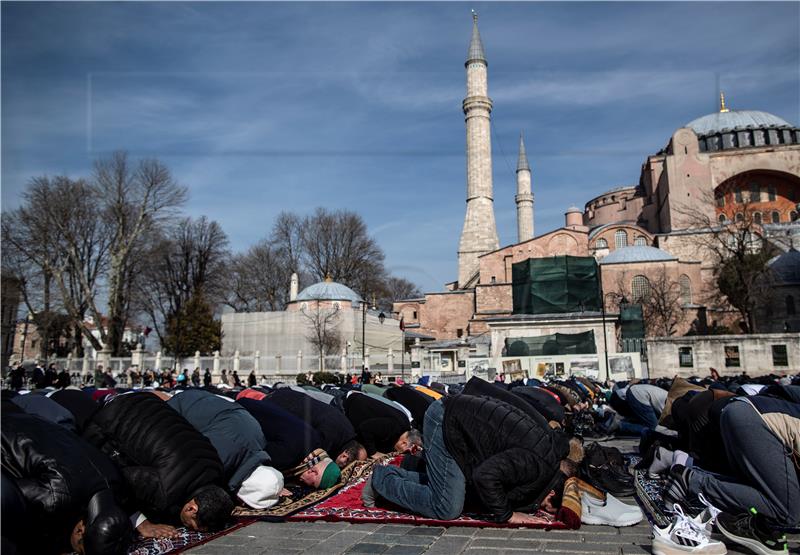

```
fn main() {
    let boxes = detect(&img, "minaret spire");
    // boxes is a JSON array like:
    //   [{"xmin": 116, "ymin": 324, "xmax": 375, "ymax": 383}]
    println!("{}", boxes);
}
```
[
  {"xmin": 719, "ymin": 91, "xmax": 729, "ymax": 113},
  {"xmin": 458, "ymin": 12, "xmax": 498, "ymax": 288},
  {"xmin": 515, "ymin": 132, "xmax": 534, "ymax": 242}
]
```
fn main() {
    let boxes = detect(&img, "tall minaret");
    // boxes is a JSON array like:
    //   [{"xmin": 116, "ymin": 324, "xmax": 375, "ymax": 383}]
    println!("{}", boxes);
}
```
[
  {"xmin": 515, "ymin": 132, "xmax": 534, "ymax": 242},
  {"xmin": 457, "ymin": 11, "xmax": 499, "ymax": 288}
]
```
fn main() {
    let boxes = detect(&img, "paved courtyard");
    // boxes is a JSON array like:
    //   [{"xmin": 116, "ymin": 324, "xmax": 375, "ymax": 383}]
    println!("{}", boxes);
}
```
[{"xmin": 187, "ymin": 518, "xmax": 799, "ymax": 555}]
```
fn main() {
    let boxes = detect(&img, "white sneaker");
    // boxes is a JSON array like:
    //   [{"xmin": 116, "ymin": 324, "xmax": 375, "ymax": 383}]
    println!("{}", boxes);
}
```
[
  {"xmin": 580, "ymin": 491, "xmax": 643, "ymax": 527},
  {"xmin": 652, "ymin": 504, "xmax": 727, "ymax": 555},
  {"xmin": 692, "ymin": 493, "xmax": 722, "ymax": 534}
]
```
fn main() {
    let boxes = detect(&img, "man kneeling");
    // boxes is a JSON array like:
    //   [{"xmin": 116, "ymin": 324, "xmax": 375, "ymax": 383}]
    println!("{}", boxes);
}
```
[{"xmin": 369, "ymin": 395, "xmax": 580, "ymax": 523}]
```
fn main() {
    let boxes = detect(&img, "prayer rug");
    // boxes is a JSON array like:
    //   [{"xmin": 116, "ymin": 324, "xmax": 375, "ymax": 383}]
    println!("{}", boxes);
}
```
[
  {"xmin": 126, "ymin": 519, "xmax": 254, "ymax": 555},
  {"xmin": 233, "ymin": 456, "xmax": 386, "ymax": 520},
  {"xmin": 288, "ymin": 455, "xmax": 569, "ymax": 529}
]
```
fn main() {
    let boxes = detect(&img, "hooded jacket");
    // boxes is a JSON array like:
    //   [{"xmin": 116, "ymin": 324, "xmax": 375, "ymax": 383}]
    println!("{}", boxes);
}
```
[
  {"xmin": 167, "ymin": 389, "xmax": 270, "ymax": 491},
  {"xmin": 1, "ymin": 412, "xmax": 124, "ymax": 554},
  {"xmin": 442, "ymin": 394, "xmax": 568, "ymax": 522},
  {"xmin": 82, "ymin": 392, "xmax": 224, "ymax": 524}
]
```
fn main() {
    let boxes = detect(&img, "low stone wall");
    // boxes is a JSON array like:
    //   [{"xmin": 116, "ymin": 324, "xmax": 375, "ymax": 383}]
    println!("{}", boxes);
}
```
[{"xmin": 646, "ymin": 333, "xmax": 800, "ymax": 377}]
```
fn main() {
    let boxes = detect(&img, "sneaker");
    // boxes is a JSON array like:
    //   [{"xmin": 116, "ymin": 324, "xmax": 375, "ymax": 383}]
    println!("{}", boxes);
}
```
[
  {"xmin": 692, "ymin": 493, "xmax": 721, "ymax": 534},
  {"xmin": 580, "ymin": 491, "xmax": 643, "ymax": 527},
  {"xmin": 663, "ymin": 464, "xmax": 693, "ymax": 506},
  {"xmin": 716, "ymin": 511, "xmax": 788, "ymax": 555},
  {"xmin": 581, "ymin": 462, "xmax": 635, "ymax": 497},
  {"xmin": 652, "ymin": 504, "xmax": 727, "ymax": 555}
]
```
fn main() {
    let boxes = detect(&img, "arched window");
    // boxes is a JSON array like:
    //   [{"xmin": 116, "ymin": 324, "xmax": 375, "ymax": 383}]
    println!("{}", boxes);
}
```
[
  {"xmin": 754, "ymin": 212, "xmax": 762, "ymax": 225},
  {"xmin": 718, "ymin": 214, "xmax": 727, "ymax": 225},
  {"xmin": 787, "ymin": 295, "xmax": 796, "ymax": 316},
  {"xmin": 768, "ymin": 186, "xmax": 777, "ymax": 201},
  {"xmin": 735, "ymin": 212, "xmax": 744, "ymax": 223},
  {"xmin": 792, "ymin": 211, "xmax": 798, "ymax": 222},
  {"xmin": 614, "ymin": 230, "xmax": 628, "ymax": 249},
  {"xmin": 631, "ymin": 275, "xmax": 651, "ymax": 303},
  {"xmin": 772, "ymin": 211, "xmax": 781, "ymax": 223},
  {"xmin": 679, "ymin": 275, "xmax": 692, "ymax": 305},
  {"xmin": 595, "ymin": 238, "xmax": 608, "ymax": 249},
  {"xmin": 634, "ymin": 236, "xmax": 647, "ymax": 246}
]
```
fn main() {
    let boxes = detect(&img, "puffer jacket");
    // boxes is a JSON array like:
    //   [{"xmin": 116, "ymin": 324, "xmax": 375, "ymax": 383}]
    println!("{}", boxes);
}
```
[
  {"xmin": 167, "ymin": 390, "xmax": 270, "ymax": 491},
  {"xmin": 2, "ymin": 412, "xmax": 123, "ymax": 554},
  {"xmin": 443, "ymin": 394, "xmax": 569, "ymax": 522},
  {"xmin": 83, "ymin": 392, "xmax": 224, "ymax": 524},
  {"xmin": 463, "ymin": 377, "xmax": 550, "ymax": 429}
]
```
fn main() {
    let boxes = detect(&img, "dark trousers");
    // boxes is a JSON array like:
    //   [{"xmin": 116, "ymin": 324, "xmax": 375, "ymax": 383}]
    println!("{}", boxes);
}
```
[{"xmin": 688, "ymin": 400, "xmax": 800, "ymax": 528}]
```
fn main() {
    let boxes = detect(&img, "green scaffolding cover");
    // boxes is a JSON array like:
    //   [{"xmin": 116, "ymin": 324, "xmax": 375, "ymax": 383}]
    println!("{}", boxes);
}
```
[
  {"xmin": 620, "ymin": 304, "xmax": 645, "ymax": 339},
  {"xmin": 505, "ymin": 331, "xmax": 597, "ymax": 356},
  {"xmin": 512, "ymin": 256, "xmax": 601, "ymax": 315}
]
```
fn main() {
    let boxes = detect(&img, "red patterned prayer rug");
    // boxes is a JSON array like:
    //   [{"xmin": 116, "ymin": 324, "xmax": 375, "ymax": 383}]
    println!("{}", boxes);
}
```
[{"xmin": 288, "ymin": 456, "xmax": 569, "ymax": 530}]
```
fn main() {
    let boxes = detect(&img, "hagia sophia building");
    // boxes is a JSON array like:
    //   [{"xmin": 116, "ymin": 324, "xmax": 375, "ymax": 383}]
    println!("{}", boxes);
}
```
[{"xmin": 392, "ymin": 14, "xmax": 800, "ymax": 375}]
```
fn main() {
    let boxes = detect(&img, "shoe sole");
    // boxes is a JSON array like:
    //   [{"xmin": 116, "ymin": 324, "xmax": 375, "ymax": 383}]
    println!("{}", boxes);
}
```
[
  {"xmin": 652, "ymin": 536, "xmax": 728, "ymax": 555},
  {"xmin": 717, "ymin": 520, "xmax": 784, "ymax": 555},
  {"xmin": 581, "ymin": 513, "xmax": 642, "ymax": 527}
]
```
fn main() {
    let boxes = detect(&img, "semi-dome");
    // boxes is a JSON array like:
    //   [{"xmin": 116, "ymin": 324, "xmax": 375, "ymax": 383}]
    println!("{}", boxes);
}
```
[
  {"xmin": 296, "ymin": 280, "xmax": 363, "ymax": 303},
  {"xmin": 768, "ymin": 248, "xmax": 800, "ymax": 285},
  {"xmin": 686, "ymin": 110, "xmax": 793, "ymax": 137},
  {"xmin": 600, "ymin": 245, "xmax": 676, "ymax": 265}
]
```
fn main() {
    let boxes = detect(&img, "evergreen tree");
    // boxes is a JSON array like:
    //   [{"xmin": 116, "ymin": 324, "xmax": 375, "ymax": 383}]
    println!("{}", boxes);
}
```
[{"xmin": 163, "ymin": 293, "xmax": 222, "ymax": 357}]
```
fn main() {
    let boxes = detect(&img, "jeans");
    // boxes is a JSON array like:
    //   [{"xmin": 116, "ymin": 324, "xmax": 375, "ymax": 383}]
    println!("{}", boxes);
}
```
[
  {"xmin": 688, "ymin": 400, "xmax": 800, "ymax": 528},
  {"xmin": 627, "ymin": 394, "xmax": 659, "ymax": 430},
  {"xmin": 371, "ymin": 399, "xmax": 465, "ymax": 520}
]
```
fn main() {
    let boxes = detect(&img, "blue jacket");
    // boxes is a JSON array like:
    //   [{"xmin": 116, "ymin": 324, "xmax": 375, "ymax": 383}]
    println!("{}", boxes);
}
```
[{"xmin": 168, "ymin": 390, "xmax": 270, "ymax": 491}]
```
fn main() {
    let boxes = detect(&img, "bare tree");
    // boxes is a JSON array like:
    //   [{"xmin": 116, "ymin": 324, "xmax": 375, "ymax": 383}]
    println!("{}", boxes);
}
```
[
  {"xmin": 607, "ymin": 267, "xmax": 685, "ymax": 337},
  {"xmin": 226, "ymin": 240, "xmax": 289, "ymax": 312},
  {"xmin": 377, "ymin": 276, "xmax": 423, "ymax": 310},
  {"xmin": 137, "ymin": 216, "xmax": 229, "ymax": 346},
  {"xmin": 299, "ymin": 208, "xmax": 387, "ymax": 296},
  {"xmin": 675, "ymin": 187, "xmax": 777, "ymax": 333},
  {"xmin": 301, "ymin": 302, "xmax": 342, "ymax": 372},
  {"xmin": 2, "ymin": 176, "xmax": 110, "ymax": 357},
  {"xmin": 93, "ymin": 152, "xmax": 187, "ymax": 354}
]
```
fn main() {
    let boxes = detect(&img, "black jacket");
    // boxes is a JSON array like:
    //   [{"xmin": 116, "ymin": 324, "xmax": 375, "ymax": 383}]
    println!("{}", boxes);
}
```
[
  {"xmin": 384, "ymin": 386, "xmax": 433, "ymax": 432},
  {"xmin": 238, "ymin": 397, "xmax": 322, "ymax": 471},
  {"xmin": 2, "ymin": 412, "xmax": 123, "ymax": 554},
  {"xmin": 83, "ymin": 392, "xmax": 224, "ymax": 524},
  {"xmin": 344, "ymin": 392, "xmax": 410, "ymax": 455},
  {"xmin": 264, "ymin": 388, "xmax": 357, "ymax": 457},
  {"xmin": 442, "ymin": 394, "xmax": 568, "ymax": 522},
  {"xmin": 47, "ymin": 389, "xmax": 100, "ymax": 433}
]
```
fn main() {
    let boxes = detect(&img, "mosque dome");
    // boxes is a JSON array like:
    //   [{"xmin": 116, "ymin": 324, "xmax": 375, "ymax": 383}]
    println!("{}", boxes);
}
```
[
  {"xmin": 768, "ymin": 248, "xmax": 800, "ymax": 285},
  {"xmin": 296, "ymin": 280, "xmax": 363, "ymax": 303},
  {"xmin": 600, "ymin": 245, "xmax": 676, "ymax": 265},
  {"xmin": 676, "ymin": 95, "xmax": 799, "ymax": 153},
  {"xmin": 686, "ymin": 110, "xmax": 793, "ymax": 137}
]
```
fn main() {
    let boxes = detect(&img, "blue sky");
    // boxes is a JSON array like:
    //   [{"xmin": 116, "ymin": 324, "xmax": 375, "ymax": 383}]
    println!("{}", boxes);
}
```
[{"xmin": 3, "ymin": 2, "xmax": 799, "ymax": 293}]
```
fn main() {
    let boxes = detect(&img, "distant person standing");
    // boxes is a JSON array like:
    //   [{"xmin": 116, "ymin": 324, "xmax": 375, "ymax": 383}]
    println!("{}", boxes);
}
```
[
  {"xmin": 221, "ymin": 369, "xmax": 230, "ymax": 386},
  {"xmin": 191, "ymin": 368, "xmax": 201, "ymax": 387},
  {"xmin": 248, "ymin": 371, "xmax": 257, "ymax": 387},
  {"xmin": 204, "ymin": 368, "xmax": 212, "ymax": 387},
  {"xmin": 233, "ymin": 371, "xmax": 242, "ymax": 387}
]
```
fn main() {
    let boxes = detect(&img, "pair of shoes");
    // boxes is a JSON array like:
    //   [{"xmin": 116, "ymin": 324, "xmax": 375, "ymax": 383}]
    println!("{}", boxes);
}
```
[
  {"xmin": 716, "ymin": 511, "xmax": 788, "ymax": 555},
  {"xmin": 580, "ymin": 491, "xmax": 643, "ymax": 526},
  {"xmin": 581, "ymin": 462, "xmax": 635, "ymax": 497},
  {"xmin": 652, "ymin": 504, "xmax": 727, "ymax": 555}
]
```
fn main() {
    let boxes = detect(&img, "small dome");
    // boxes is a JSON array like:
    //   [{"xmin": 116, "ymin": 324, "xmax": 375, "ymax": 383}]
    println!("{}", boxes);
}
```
[
  {"xmin": 566, "ymin": 206, "xmax": 582, "ymax": 214},
  {"xmin": 296, "ymin": 281, "xmax": 363, "ymax": 303},
  {"xmin": 769, "ymin": 248, "xmax": 800, "ymax": 284},
  {"xmin": 686, "ymin": 110, "xmax": 792, "ymax": 137},
  {"xmin": 600, "ymin": 246, "xmax": 676, "ymax": 265}
]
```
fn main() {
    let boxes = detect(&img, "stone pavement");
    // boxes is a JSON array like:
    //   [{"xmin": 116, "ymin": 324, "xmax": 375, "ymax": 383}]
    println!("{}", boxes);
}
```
[{"xmin": 187, "ymin": 518, "xmax": 799, "ymax": 555}]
